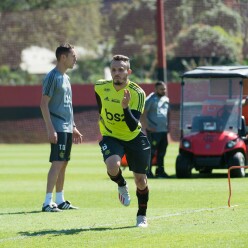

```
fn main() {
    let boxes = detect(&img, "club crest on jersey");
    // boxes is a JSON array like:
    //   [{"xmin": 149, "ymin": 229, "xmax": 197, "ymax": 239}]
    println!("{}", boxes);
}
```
[
  {"xmin": 59, "ymin": 151, "xmax": 65, "ymax": 159},
  {"xmin": 105, "ymin": 150, "xmax": 111, "ymax": 156},
  {"xmin": 152, "ymin": 140, "xmax": 157, "ymax": 146},
  {"xmin": 104, "ymin": 97, "xmax": 110, "ymax": 101}
]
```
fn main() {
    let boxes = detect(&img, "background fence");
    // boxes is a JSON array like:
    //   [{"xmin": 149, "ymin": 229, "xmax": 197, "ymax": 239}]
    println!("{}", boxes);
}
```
[{"xmin": 0, "ymin": 84, "xmax": 180, "ymax": 143}]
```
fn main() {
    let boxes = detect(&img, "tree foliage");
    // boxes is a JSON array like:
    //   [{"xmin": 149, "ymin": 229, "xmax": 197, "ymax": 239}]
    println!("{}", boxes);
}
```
[
  {"xmin": 0, "ymin": 0, "xmax": 96, "ymax": 11},
  {"xmin": 197, "ymin": 4, "xmax": 242, "ymax": 34},
  {"xmin": 0, "ymin": 0, "xmax": 248, "ymax": 84},
  {"xmin": 108, "ymin": 0, "xmax": 157, "ymax": 81},
  {"xmin": 174, "ymin": 24, "xmax": 241, "ymax": 61},
  {"xmin": 167, "ymin": 0, "xmax": 244, "ymax": 79},
  {"xmin": 0, "ymin": 1, "xmax": 101, "ymax": 69}
]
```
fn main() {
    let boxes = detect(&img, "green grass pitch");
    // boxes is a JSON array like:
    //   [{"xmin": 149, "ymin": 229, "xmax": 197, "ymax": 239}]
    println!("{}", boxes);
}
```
[{"xmin": 0, "ymin": 143, "xmax": 248, "ymax": 248}]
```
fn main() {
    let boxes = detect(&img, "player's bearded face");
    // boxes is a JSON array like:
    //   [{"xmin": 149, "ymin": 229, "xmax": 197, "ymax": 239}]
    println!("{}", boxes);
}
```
[
  {"xmin": 111, "ymin": 61, "xmax": 129, "ymax": 86},
  {"xmin": 113, "ymin": 74, "xmax": 128, "ymax": 85},
  {"xmin": 156, "ymin": 85, "xmax": 167, "ymax": 97}
]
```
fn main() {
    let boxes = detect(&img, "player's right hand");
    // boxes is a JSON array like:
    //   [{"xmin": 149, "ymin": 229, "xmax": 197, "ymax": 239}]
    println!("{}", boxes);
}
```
[
  {"xmin": 122, "ymin": 89, "xmax": 130, "ymax": 109},
  {"xmin": 48, "ymin": 130, "xmax": 57, "ymax": 144}
]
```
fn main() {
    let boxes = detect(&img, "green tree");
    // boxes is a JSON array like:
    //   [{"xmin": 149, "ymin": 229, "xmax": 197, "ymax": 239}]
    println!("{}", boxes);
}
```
[
  {"xmin": 174, "ymin": 24, "xmax": 241, "ymax": 60},
  {"xmin": 0, "ymin": 0, "xmax": 95, "ymax": 11},
  {"xmin": 107, "ymin": 0, "xmax": 157, "ymax": 82},
  {"xmin": 0, "ymin": 1, "xmax": 102, "ymax": 69},
  {"xmin": 166, "ymin": 0, "xmax": 244, "ymax": 80}
]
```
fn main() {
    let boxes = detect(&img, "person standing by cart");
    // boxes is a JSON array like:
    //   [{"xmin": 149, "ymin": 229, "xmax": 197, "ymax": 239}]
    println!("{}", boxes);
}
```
[{"xmin": 143, "ymin": 81, "xmax": 170, "ymax": 178}]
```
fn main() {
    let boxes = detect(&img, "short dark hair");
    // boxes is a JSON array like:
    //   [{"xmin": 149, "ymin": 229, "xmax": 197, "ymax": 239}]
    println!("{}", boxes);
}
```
[
  {"xmin": 155, "ymin": 81, "xmax": 166, "ymax": 87},
  {"xmin": 111, "ymin": 54, "xmax": 130, "ymax": 69},
  {"xmin": 55, "ymin": 43, "xmax": 74, "ymax": 61}
]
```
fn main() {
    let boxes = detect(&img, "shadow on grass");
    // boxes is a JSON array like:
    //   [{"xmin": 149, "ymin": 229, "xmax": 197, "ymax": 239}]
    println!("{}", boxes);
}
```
[
  {"xmin": 0, "ymin": 210, "xmax": 41, "ymax": 216},
  {"xmin": 19, "ymin": 225, "xmax": 136, "ymax": 237}
]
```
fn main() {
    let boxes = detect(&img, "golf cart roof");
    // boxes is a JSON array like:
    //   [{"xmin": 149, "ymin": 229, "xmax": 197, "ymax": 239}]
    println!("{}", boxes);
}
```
[{"xmin": 182, "ymin": 66, "xmax": 248, "ymax": 78}]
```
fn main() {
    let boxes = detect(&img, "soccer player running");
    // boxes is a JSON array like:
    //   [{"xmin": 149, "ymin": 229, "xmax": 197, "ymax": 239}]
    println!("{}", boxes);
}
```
[
  {"xmin": 95, "ymin": 55, "xmax": 151, "ymax": 227},
  {"xmin": 40, "ymin": 43, "xmax": 83, "ymax": 212}
]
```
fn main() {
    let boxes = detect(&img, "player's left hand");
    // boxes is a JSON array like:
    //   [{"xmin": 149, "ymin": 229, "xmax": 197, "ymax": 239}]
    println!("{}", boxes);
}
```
[
  {"xmin": 73, "ymin": 127, "xmax": 83, "ymax": 144},
  {"xmin": 122, "ymin": 89, "xmax": 131, "ymax": 109}
]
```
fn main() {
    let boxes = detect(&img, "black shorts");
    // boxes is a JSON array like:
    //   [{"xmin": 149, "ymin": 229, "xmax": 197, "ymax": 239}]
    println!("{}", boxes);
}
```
[
  {"xmin": 99, "ymin": 132, "xmax": 151, "ymax": 174},
  {"xmin": 49, "ymin": 132, "xmax": 72, "ymax": 162}
]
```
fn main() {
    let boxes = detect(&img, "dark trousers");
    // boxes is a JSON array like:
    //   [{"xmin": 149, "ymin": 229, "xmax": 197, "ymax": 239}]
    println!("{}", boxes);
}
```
[{"xmin": 146, "ymin": 131, "xmax": 168, "ymax": 171}]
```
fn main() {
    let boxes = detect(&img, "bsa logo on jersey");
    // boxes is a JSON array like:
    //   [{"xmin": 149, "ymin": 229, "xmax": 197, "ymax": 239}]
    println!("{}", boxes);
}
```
[
  {"xmin": 104, "ymin": 88, "xmax": 110, "ymax": 92},
  {"xmin": 105, "ymin": 108, "xmax": 125, "ymax": 122}
]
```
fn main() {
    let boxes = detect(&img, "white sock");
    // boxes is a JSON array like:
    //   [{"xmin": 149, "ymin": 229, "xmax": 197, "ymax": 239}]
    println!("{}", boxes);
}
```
[
  {"xmin": 44, "ymin": 193, "xmax": 53, "ymax": 206},
  {"xmin": 56, "ymin": 191, "xmax": 65, "ymax": 205}
]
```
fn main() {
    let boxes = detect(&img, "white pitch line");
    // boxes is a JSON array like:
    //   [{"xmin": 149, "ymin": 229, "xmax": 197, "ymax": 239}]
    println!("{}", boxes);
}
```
[
  {"xmin": 149, "ymin": 205, "xmax": 239, "ymax": 221},
  {"xmin": 0, "ymin": 205, "xmax": 240, "ymax": 243}
]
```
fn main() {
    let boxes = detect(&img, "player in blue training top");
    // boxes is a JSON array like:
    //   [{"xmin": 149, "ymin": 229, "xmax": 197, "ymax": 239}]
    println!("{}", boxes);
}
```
[
  {"xmin": 95, "ymin": 55, "xmax": 151, "ymax": 227},
  {"xmin": 40, "ymin": 43, "xmax": 83, "ymax": 212}
]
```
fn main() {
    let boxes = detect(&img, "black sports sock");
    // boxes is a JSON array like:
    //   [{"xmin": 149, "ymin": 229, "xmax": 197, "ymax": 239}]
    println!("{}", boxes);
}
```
[
  {"xmin": 108, "ymin": 169, "xmax": 126, "ymax": 187},
  {"xmin": 136, "ymin": 186, "xmax": 149, "ymax": 216}
]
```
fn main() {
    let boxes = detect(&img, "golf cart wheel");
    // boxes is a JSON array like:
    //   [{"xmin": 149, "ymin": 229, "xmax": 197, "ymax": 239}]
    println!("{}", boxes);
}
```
[
  {"xmin": 228, "ymin": 152, "xmax": 246, "ymax": 178},
  {"xmin": 176, "ymin": 154, "xmax": 192, "ymax": 178}
]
